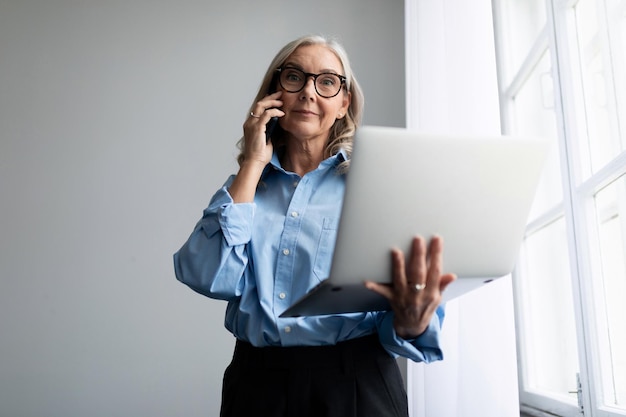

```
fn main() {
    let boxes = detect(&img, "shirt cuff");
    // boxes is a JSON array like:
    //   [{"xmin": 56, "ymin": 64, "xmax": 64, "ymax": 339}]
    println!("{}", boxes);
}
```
[
  {"xmin": 378, "ymin": 307, "xmax": 446, "ymax": 363},
  {"xmin": 210, "ymin": 187, "xmax": 256, "ymax": 247}
]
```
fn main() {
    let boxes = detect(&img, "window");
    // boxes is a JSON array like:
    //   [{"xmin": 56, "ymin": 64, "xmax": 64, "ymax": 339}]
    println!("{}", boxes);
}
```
[{"xmin": 492, "ymin": 0, "xmax": 626, "ymax": 416}]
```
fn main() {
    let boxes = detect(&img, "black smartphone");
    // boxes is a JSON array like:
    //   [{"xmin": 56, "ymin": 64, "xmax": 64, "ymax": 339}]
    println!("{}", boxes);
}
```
[
  {"xmin": 265, "ymin": 116, "xmax": 279, "ymax": 143},
  {"xmin": 265, "ymin": 75, "xmax": 280, "ymax": 143}
]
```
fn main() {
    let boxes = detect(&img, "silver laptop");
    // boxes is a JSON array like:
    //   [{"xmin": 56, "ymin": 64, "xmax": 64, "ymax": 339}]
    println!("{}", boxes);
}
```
[{"xmin": 280, "ymin": 126, "xmax": 548, "ymax": 317}]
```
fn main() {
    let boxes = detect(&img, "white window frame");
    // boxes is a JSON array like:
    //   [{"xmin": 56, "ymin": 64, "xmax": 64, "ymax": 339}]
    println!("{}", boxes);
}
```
[{"xmin": 492, "ymin": 0, "xmax": 626, "ymax": 416}]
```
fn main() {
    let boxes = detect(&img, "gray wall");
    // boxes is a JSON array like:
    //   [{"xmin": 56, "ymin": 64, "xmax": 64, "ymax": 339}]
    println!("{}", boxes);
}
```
[{"xmin": 0, "ymin": 1, "xmax": 405, "ymax": 416}]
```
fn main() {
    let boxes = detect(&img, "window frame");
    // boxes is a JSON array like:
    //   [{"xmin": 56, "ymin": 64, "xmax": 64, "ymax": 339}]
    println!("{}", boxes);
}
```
[{"xmin": 492, "ymin": 0, "xmax": 626, "ymax": 416}]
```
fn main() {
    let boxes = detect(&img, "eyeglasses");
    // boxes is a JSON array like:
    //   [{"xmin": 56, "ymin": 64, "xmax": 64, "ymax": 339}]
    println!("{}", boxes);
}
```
[{"xmin": 276, "ymin": 67, "xmax": 347, "ymax": 98}]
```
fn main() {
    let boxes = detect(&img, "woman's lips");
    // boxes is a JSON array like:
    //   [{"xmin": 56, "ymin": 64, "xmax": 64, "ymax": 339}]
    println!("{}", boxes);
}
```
[{"xmin": 294, "ymin": 110, "xmax": 317, "ymax": 116}]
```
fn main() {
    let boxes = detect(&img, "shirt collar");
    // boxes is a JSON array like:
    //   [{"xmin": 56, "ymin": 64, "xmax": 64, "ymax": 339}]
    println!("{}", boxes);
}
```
[{"xmin": 262, "ymin": 148, "xmax": 348, "ymax": 178}]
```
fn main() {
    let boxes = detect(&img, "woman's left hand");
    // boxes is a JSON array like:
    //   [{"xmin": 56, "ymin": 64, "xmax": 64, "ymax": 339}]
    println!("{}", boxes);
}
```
[{"xmin": 365, "ymin": 236, "xmax": 457, "ymax": 339}]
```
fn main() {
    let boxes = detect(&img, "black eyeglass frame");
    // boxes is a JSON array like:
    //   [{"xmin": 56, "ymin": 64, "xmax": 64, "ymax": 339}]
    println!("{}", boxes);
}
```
[{"xmin": 275, "ymin": 67, "xmax": 347, "ymax": 98}]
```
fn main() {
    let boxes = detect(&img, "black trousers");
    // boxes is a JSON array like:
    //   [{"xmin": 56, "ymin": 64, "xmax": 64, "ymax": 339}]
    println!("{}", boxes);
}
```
[{"xmin": 220, "ymin": 334, "xmax": 409, "ymax": 417}]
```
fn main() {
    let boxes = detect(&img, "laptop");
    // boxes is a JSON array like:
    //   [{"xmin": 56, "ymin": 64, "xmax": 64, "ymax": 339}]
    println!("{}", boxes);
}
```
[{"xmin": 280, "ymin": 126, "xmax": 549, "ymax": 317}]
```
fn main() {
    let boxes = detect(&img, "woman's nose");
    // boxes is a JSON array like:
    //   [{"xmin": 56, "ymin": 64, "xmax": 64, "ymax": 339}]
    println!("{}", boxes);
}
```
[{"xmin": 300, "ymin": 77, "xmax": 317, "ymax": 99}]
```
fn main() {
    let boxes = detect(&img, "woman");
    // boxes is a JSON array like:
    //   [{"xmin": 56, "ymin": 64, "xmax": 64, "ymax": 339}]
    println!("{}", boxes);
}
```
[{"xmin": 174, "ymin": 35, "xmax": 456, "ymax": 417}]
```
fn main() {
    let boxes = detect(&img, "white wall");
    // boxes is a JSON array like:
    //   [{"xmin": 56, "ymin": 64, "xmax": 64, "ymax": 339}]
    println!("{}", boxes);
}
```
[
  {"xmin": 0, "ymin": 1, "xmax": 405, "ymax": 416},
  {"xmin": 406, "ymin": 0, "xmax": 520, "ymax": 416}
]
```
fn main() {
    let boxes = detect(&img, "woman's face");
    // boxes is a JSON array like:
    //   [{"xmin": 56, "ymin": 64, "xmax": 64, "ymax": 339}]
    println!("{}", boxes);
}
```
[{"xmin": 277, "ymin": 44, "xmax": 351, "ymax": 146}]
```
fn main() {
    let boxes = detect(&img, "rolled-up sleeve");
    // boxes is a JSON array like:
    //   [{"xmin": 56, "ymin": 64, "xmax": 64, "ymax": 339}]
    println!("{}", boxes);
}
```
[
  {"xmin": 218, "ymin": 202, "xmax": 255, "ymax": 247},
  {"xmin": 173, "ymin": 182, "xmax": 256, "ymax": 301}
]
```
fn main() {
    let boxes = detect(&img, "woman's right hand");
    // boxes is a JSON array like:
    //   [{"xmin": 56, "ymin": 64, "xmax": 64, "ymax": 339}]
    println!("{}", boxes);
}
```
[
  {"xmin": 229, "ymin": 92, "xmax": 284, "ymax": 203},
  {"xmin": 242, "ymin": 91, "xmax": 284, "ymax": 166}
]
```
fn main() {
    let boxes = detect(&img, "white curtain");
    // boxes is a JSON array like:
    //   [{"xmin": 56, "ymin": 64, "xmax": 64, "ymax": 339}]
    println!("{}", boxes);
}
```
[{"xmin": 405, "ymin": 0, "xmax": 520, "ymax": 416}]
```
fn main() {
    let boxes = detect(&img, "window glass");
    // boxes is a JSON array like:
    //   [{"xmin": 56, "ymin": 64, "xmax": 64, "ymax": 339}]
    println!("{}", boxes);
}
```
[
  {"xmin": 519, "ymin": 218, "xmax": 579, "ymax": 402},
  {"xmin": 503, "ymin": 0, "xmax": 548, "ymax": 77},
  {"xmin": 574, "ymin": 0, "xmax": 625, "ymax": 175},
  {"xmin": 513, "ymin": 50, "xmax": 563, "ymax": 220},
  {"xmin": 606, "ymin": 0, "xmax": 626, "ymax": 155},
  {"xmin": 594, "ymin": 174, "xmax": 626, "ymax": 408}
]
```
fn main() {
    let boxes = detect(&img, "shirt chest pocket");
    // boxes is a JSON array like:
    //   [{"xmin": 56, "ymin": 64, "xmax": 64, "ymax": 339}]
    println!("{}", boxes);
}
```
[{"xmin": 312, "ymin": 217, "xmax": 340, "ymax": 281}]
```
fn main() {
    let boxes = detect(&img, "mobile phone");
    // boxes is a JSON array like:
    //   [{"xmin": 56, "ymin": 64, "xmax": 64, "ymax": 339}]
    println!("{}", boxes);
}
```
[
  {"xmin": 265, "ymin": 116, "xmax": 279, "ymax": 143},
  {"xmin": 265, "ymin": 75, "xmax": 280, "ymax": 143}
]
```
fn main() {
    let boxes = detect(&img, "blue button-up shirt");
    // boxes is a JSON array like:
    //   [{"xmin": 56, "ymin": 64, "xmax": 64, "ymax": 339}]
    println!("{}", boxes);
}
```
[{"xmin": 174, "ymin": 150, "xmax": 445, "ymax": 362}]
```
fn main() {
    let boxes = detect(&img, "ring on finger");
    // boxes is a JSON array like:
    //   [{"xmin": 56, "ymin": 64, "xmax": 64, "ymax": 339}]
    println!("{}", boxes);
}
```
[
  {"xmin": 250, "ymin": 111, "xmax": 261, "ymax": 118},
  {"xmin": 411, "ymin": 283, "xmax": 426, "ymax": 292}
]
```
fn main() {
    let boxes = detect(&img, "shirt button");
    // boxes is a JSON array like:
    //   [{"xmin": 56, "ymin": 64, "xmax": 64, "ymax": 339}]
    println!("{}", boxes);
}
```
[
  {"xmin": 291, "ymin": 211, "xmax": 298, "ymax": 218},
  {"xmin": 279, "ymin": 292, "xmax": 286, "ymax": 299},
  {"xmin": 282, "ymin": 249, "xmax": 290, "ymax": 256},
  {"xmin": 285, "ymin": 326, "xmax": 292, "ymax": 333},
  {"xmin": 293, "ymin": 181, "xmax": 299, "ymax": 188}
]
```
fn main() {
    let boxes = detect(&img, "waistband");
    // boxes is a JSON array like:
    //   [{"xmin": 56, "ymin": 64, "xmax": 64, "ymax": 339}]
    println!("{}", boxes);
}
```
[{"xmin": 232, "ymin": 334, "xmax": 389, "ymax": 370}]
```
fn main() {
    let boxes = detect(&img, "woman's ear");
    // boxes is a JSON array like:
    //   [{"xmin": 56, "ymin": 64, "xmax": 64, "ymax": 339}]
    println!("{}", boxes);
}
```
[{"xmin": 338, "ymin": 91, "xmax": 351, "ymax": 119}]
